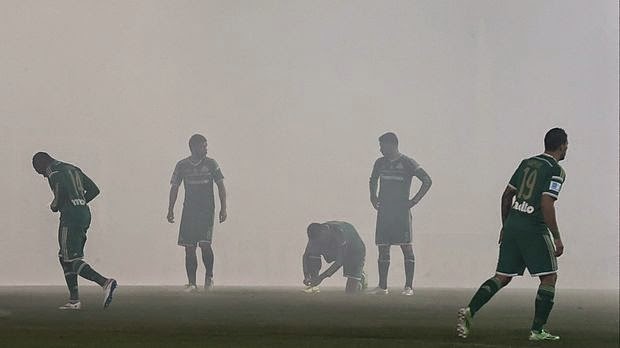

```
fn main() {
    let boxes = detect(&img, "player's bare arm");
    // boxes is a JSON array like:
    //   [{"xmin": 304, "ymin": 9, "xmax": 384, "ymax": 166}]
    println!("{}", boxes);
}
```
[
  {"xmin": 216, "ymin": 179, "xmax": 227, "ymax": 223},
  {"xmin": 541, "ymin": 195, "xmax": 564, "ymax": 257},
  {"xmin": 50, "ymin": 182, "xmax": 61, "ymax": 212},
  {"xmin": 312, "ymin": 248, "xmax": 345, "ymax": 287},
  {"xmin": 499, "ymin": 186, "xmax": 517, "ymax": 243},
  {"xmin": 369, "ymin": 175, "xmax": 379, "ymax": 210},
  {"xmin": 409, "ymin": 167, "xmax": 432, "ymax": 208},
  {"xmin": 167, "ymin": 184, "xmax": 179, "ymax": 223},
  {"xmin": 81, "ymin": 173, "xmax": 100, "ymax": 203}
]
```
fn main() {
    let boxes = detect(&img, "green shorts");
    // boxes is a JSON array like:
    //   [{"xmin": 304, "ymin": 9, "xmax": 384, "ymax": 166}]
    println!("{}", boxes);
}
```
[
  {"xmin": 178, "ymin": 208, "xmax": 214, "ymax": 247},
  {"xmin": 343, "ymin": 249, "xmax": 365, "ymax": 280},
  {"xmin": 58, "ymin": 224, "xmax": 87, "ymax": 262},
  {"xmin": 496, "ymin": 231, "xmax": 558, "ymax": 277},
  {"xmin": 375, "ymin": 207, "xmax": 412, "ymax": 245}
]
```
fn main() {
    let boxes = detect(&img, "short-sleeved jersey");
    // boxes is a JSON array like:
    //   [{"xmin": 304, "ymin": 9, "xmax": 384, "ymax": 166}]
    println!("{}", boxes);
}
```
[
  {"xmin": 504, "ymin": 153, "xmax": 566, "ymax": 234},
  {"xmin": 305, "ymin": 221, "xmax": 365, "ymax": 262},
  {"xmin": 170, "ymin": 156, "xmax": 224, "ymax": 209},
  {"xmin": 46, "ymin": 161, "xmax": 97, "ymax": 226},
  {"xmin": 370, "ymin": 154, "xmax": 421, "ymax": 208}
]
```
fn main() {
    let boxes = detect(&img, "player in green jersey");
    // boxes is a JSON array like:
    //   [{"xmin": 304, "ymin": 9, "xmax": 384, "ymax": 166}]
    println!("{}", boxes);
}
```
[
  {"xmin": 32, "ymin": 152, "xmax": 117, "ymax": 310},
  {"xmin": 167, "ymin": 134, "xmax": 227, "ymax": 292},
  {"xmin": 457, "ymin": 128, "xmax": 568, "ymax": 341},
  {"xmin": 368, "ymin": 132, "xmax": 432, "ymax": 295},
  {"xmin": 302, "ymin": 221, "xmax": 367, "ymax": 294}
]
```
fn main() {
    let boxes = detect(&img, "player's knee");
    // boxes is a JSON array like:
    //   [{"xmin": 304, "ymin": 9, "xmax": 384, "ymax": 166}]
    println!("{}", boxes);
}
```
[
  {"xmin": 198, "ymin": 242, "xmax": 212, "ymax": 252},
  {"xmin": 540, "ymin": 273, "xmax": 557, "ymax": 286},
  {"xmin": 494, "ymin": 274, "xmax": 512, "ymax": 287},
  {"xmin": 378, "ymin": 246, "xmax": 390, "ymax": 261},
  {"xmin": 402, "ymin": 248, "xmax": 415, "ymax": 261},
  {"xmin": 68, "ymin": 259, "xmax": 86, "ymax": 275}
]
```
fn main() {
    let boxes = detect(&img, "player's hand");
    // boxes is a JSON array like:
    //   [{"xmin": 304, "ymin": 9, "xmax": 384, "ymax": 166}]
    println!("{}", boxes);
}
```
[
  {"xmin": 370, "ymin": 196, "xmax": 380, "ymax": 210},
  {"xmin": 50, "ymin": 203, "xmax": 58, "ymax": 212},
  {"xmin": 408, "ymin": 199, "xmax": 418, "ymax": 209},
  {"xmin": 219, "ymin": 208, "xmax": 227, "ymax": 223},
  {"xmin": 554, "ymin": 239, "xmax": 564, "ymax": 257},
  {"xmin": 498, "ymin": 228, "xmax": 504, "ymax": 244},
  {"xmin": 166, "ymin": 210, "xmax": 175, "ymax": 223}
]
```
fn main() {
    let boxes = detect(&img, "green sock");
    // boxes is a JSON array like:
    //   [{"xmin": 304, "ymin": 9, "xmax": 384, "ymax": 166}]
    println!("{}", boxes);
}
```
[
  {"xmin": 468, "ymin": 277, "xmax": 502, "ymax": 316},
  {"xmin": 75, "ymin": 260, "xmax": 108, "ymax": 287},
  {"xmin": 60, "ymin": 259, "xmax": 79, "ymax": 301},
  {"xmin": 64, "ymin": 273, "xmax": 79, "ymax": 301},
  {"xmin": 531, "ymin": 284, "xmax": 555, "ymax": 332}
]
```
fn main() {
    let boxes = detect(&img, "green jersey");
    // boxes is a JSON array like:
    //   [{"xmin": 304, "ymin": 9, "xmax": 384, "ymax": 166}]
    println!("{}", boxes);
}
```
[
  {"xmin": 304, "ymin": 221, "xmax": 365, "ymax": 262},
  {"xmin": 46, "ymin": 161, "xmax": 100, "ymax": 226},
  {"xmin": 370, "ymin": 154, "xmax": 420, "ymax": 209},
  {"xmin": 504, "ymin": 154, "xmax": 566, "ymax": 234}
]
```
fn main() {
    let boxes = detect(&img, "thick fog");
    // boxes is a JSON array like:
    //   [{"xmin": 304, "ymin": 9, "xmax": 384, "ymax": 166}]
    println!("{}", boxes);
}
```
[{"xmin": 1, "ymin": 1, "xmax": 618, "ymax": 289}]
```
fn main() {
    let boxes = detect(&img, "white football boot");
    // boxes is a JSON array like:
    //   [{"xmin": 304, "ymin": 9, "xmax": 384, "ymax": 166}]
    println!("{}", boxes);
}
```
[{"xmin": 103, "ymin": 278, "xmax": 118, "ymax": 308}]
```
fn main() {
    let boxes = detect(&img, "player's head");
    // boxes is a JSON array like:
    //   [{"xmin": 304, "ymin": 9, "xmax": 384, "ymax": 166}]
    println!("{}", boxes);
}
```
[
  {"xmin": 32, "ymin": 152, "xmax": 55, "ymax": 176},
  {"xmin": 379, "ymin": 132, "xmax": 399, "ymax": 157},
  {"xmin": 307, "ymin": 223, "xmax": 328, "ymax": 241},
  {"xmin": 544, "ymin": 128, "xmax": 568, "ymax": 160},
  {"xmin": 189, "ymin": 134, "xmax": 208, "ymax": 157}
]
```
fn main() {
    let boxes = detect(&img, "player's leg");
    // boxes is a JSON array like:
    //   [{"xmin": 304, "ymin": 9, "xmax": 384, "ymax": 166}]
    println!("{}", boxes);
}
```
[
  {"xmin": 58, "ymin": 225, "xmax": 80, "ymax": 307},
  {"xmin": 70, "ymin": 258, "xmax": 117, "ymax": 308},
  {"xmin": 184, "ymin": 245, "xmax": 198, "ymax": 290},
  {"xmin": 469, "ymin": 274, "xmax": 512, "ymax": 316},
  {"xmin": 372, "ymin": 244, "xmax": 390, "ymax": 293},
  {"xmin": 343, "ymin": 251, "xmax": 365, "ymax": 294},
  {"xmin": 345, "ymin": 278, "xmax": 362, "ymax": 294},
  {"xmin": 458, "ymin": 235, "xmax": 522, "ymax": 338},
  {"xmin": 400, "ymin": 244, "xmax": 415, "ymax": 295},
  {"xmin": 63, "ymin": 226, "xmax": 109, "ymax": 287},
  {"xmin": 199, "ymin": 241, "xmax": 214, "ymax": 290},
  {"xmin": 372, "ymin": 211, "xmax": 391, "ymax": 294},
  {"xmin": 525, "ymin": 233, "xmax": 560, "ymax": 340},
  {"xmin": 528, "ymin": 273, "xmax": 559, "ymax": 340},
  {"xmin": 58, "ymin": 255, "xmax": 80, "ymax": 309}
]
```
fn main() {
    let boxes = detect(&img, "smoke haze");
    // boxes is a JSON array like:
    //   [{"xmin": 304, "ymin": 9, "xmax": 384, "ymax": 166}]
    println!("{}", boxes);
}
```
[{"xmin": 1, "ymin": 0, "xmax": 618, "ymax": 289}]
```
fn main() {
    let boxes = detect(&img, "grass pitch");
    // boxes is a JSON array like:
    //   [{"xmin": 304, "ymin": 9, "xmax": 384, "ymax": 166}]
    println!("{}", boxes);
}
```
[{"xmin": 0, "ymin": 286, "xmax": 617, "ymax": 347}]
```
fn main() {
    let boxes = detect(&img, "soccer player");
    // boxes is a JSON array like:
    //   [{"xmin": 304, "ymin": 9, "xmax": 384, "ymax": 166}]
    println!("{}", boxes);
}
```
[
  {"xmin": 32, "ymin": 152, "xmax": 117, "ymax": 310},
  {"xmin": 368, "ymin": 132, "xmax": 432, "ymax": 295},
  {"xmin": 457, "ymin": 128, "xmax": 568, "ymax": 341},
  {"xmin": 167, "ymin": 134, "xmax": 227, "ymax": 292},
  {"xmin": 302, "ymin": 221, "xmax": 367, "ymax": 294}
]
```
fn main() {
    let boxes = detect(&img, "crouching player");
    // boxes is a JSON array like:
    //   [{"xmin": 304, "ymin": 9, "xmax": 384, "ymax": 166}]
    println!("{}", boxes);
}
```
[{"xmin": 302, "ymin": 221, "xmax": 367, "ymax": 294}]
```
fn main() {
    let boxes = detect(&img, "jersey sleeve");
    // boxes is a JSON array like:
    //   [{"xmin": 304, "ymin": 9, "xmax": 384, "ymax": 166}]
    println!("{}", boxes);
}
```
[
  {"xmin": 211, "ymin": 159, "xmax": 224, "ymax": 182},
  {"xmin": 405, "ymin": 156, "xmax": 421, "ymax": 177},
  {"xmin": 170, "ymin": 162, "xmax": 183, "ymax": 187},
  {"xmin": 542, "ymin": 165, "xmax": 566, "ymax": 200},
  {"xmin": 507, "ymin": 161, "xmax": 524, "ymax": 190}
]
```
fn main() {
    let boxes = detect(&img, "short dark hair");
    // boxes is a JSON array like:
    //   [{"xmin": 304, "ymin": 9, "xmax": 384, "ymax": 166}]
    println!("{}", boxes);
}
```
[
  {"xmin": 307, "ymin": 223, "xmax": 326, "ymax": 240},
  {"xmin": 379, "ymin": 132, "xmax": 398, "ymax": 145},
  {"xmin": 188, "ymin": 134, "xmax": 207, "ymax": 150},
  {"xmin": 32, "ymin": 152, "xmax": 54, "ymax": 175},
  {"xmin": 544, "ymin": 128, "xmax": 567, "ymax": 151}
]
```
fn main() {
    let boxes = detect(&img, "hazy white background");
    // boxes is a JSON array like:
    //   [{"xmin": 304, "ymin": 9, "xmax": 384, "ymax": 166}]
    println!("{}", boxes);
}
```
[{"xmin": 1, "ymin": 0, "xmax": 618, "ymax": 289}]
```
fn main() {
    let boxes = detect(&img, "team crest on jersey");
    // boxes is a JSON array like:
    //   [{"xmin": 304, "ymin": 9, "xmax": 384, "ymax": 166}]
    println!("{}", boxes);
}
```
[
  {"xmin": 549, "ymin": 181, "xmax": 562, "ymax": 193},
  {"xmin": 512, "ymin": 201, "xmax": 534, "ymax": 214}
]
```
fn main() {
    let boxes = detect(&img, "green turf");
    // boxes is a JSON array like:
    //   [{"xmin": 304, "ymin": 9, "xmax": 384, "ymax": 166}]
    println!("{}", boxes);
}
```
[{"xmin": 0, "ymin": 286, "xmax": 617, "ymax": 347}]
